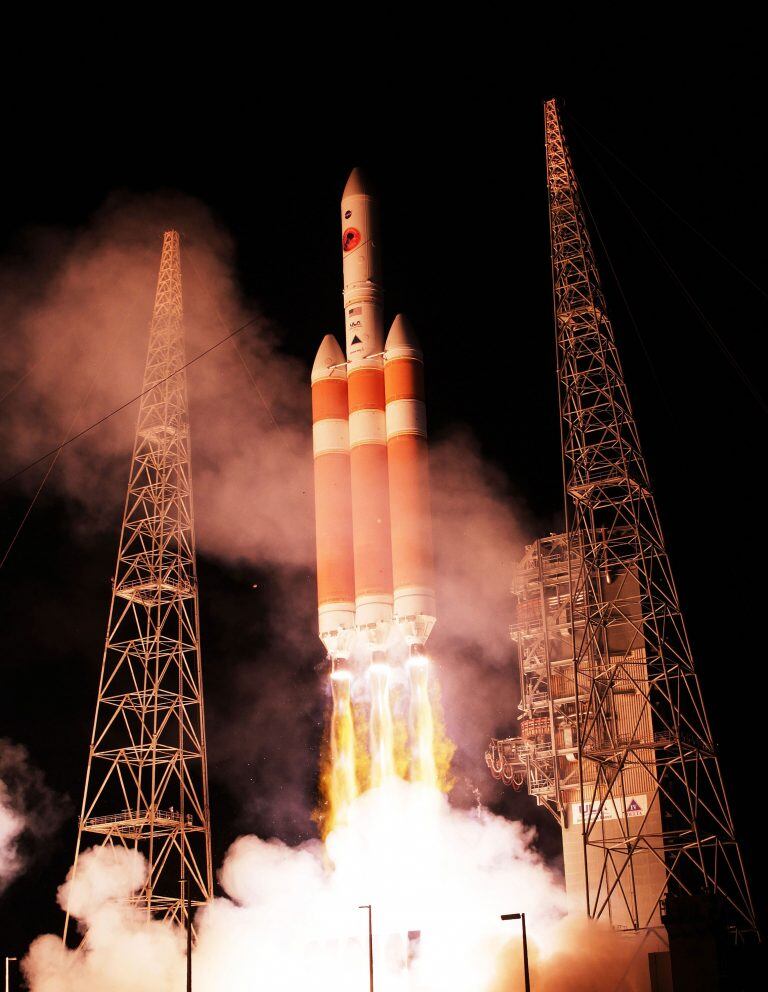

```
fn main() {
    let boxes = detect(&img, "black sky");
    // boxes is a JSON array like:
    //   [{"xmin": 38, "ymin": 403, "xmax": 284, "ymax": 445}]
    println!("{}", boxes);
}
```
[{"xmin": 1, "ymin": 55, "xmax": 766, "ymax": 974}]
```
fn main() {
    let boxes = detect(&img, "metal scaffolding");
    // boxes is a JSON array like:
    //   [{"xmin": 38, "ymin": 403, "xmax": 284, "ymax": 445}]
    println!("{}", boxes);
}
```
[
  {"xmin": 488, "ymin": 101, "xmax": 756, "ymax": 939},
  {"xmin": 487, "ymin": 533, "xmax": 581, "ymax": 815},
  {"xmin": 65, "ymin": 231, "xmax": 212, "ymax": 939}
]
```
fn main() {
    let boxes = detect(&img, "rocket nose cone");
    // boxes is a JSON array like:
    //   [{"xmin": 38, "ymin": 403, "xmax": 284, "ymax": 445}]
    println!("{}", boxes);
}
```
[
  {"xmin": 385, "ymin": 314, "xmax": 421, "ymax": 352},
  {"xmin": 343, "ymin": 167, "xmax": 370, "ymax": 200},
  {"xmin": 312, "ymin": 334, "xmax": 346, "ymax": 383}
]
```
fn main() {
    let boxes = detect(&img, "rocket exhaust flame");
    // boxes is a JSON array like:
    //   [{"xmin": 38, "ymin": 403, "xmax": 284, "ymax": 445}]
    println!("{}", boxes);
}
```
[
  {"xmin": 407, "ymin": 657, "xmax": 438, "ymax": 788},
  {"xmin": 322, "ymin": 650, "xmax": 453, "ymax": 835},
  {"xmin": 328, "ymin": 673, "xmax": 359, "ymax": 831},
  {"xmin": 369, "ymin": 664, "xmax": 396, "ymax": 787}
]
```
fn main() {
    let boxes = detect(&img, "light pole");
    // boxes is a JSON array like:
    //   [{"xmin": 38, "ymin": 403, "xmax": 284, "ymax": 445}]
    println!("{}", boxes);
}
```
[
  {"xmin": 500, "ymin": 913, "xmax": 530, "ymax": 992},
  {"xmin": 5, "ymin": 957, "xmax": 17, "ymax": 992},
  {"xmin": 359, "ymin": 904, "xmax": 374, "ymax": 992},
  {"xmin": 181, "ymin": 877, "xmax": 192, "ymax": 992}
]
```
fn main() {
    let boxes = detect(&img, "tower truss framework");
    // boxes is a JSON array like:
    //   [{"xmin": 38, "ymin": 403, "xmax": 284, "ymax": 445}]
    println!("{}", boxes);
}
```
[
  {"xmin": 546, "ymin": 99, "xmax": 755, "ymax": 935},
  {"xmin": 65, "ymin": 231, "xmax": 212, "ymax": 938},
  {"xmin": 488, "ymin": 101, "xmax": 756, "ymax": 940}
]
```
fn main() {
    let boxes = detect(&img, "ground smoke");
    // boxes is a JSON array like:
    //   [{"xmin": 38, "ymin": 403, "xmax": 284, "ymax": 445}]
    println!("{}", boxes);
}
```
[{"xmin": 24, "ymin": 780, "xmax": 646, "ymax": 991}]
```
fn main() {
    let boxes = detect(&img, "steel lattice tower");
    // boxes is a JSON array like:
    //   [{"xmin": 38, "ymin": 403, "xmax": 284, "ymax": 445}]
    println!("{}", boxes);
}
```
[
  {"xmin": 545, "ymin": 99, "xmax": 755, "ymax": 935},
  {"xmin": 65, "ymin": 231, "xmax": 212, "ymax": 939}
]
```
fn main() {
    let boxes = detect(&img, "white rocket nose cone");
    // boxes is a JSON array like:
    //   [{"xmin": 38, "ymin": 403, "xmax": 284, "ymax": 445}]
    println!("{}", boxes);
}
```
[
  {"xmin": 343, "ymin": 167, "xmax": 369, "ymax": 199},
  {"xmin": 311, "ymin": 334, "xmax": 345, "ymax": 383},
  {"xmin": 385, "ymin": 314, "xmax": 421, "ymax": 352}
]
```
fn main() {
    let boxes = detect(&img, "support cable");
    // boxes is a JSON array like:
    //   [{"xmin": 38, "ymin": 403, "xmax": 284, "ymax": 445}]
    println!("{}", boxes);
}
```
[
  {"xmin": 0, "ymin": 359, "xmax": 42, "ymax": 405},
  {"xmin": 569, "ymin": 113, "xmax": 768, "ymax": 302},
  {"xmin": 577, "ymin": 177, "xmax": 673, "ymax": 419},
  {"xmin": 569, "ymin": 116, "xmax": 767, "ymax": 416},
  {"xmin": 1, "ymin": 313, "xmax": 261, "ymax": 488},
  {"xmin": 0, "ymin": 346, "xmax": 112, "ymax": 571},
  {"xmin": 182, "ymin": 246, "xmax": 290, "ymax": 445}
]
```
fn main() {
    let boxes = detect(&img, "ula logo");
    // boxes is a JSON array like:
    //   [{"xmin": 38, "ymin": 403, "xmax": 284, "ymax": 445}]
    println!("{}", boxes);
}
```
[{"xmin": 343, "ymin": 228, "xmax": 361, "ymax": 252}]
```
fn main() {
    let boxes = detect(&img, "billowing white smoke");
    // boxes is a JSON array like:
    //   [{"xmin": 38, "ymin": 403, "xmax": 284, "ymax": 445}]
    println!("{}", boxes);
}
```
[
  {"xmin": 0, "ymin": 195, "xmax": 314, "ymax": 564},
  {"xmin": 0, "ymin": 197, "xmax": 641, "ymax": 990},
  {"xmin": 0, "ymin": 194, "xmax": 528, "ymax": 821},
  {"xmin": 0, "ymin": 740, "xmax": 68, "ymax": 894},
  {"xmin": 0, "ymin": 781, "xmax": 24, "ymax": 891},
  {"xmin": 24, "ymin": 781, "xmax": 639, "ymax": 992},
  {"xmin": 25, "ymin": 847, "xmax": 185, "ymax": 992}
]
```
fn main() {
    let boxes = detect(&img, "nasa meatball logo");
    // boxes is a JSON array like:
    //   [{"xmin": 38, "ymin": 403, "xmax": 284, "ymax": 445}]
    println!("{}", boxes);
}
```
[
  {"xmin": 342, "ymin": 227, "xmax": 361, "ymax": 252},
  {"xmin": 344, "ymin": 209, "xmax": 352, "ymax": 219}
]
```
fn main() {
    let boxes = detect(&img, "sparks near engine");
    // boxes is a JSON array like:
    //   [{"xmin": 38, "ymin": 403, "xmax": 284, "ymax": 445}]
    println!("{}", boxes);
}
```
[{"xmin": 312, "ymin": 170, "xmax": 443, "ymax": 825}]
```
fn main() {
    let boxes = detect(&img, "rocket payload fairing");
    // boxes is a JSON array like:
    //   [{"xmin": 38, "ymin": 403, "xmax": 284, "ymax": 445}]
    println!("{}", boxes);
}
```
[{"xmin": 312, "ymin": 169, "xmax": 436, "ymax": 671}]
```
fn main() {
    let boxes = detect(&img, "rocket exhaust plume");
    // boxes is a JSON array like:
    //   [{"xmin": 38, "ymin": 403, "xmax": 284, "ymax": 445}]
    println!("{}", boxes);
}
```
[
  {"xmin": 328, "ymin": 672, "xmax": 359, "ymax": 829},
  {"xmin": 23, "ymin": 781, "xmax": 644, "ymax": 991},
  {"xmin": 369, "ymin": 664, "xmax": 396, "ymax": 787},
  {"xmin": 408, "ymin": 657, "xmax": 437, "ymax": 788},
  {"xmin": 10, "ymin": 181, "xmax": 648, "ymax": 992}
]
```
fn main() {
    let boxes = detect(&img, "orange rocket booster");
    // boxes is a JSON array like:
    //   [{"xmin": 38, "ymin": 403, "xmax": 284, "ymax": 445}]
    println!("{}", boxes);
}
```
[
  {"xmin": 384, "ymin": 315, "xmax": 435, "ymax": 649},
  {"xmin": 312, "ymin": 336, "xmax": 356, "ymax": 662},
  {"xmin": 311, "ymin": 169, "xmax": 436, "ymax": 659}
]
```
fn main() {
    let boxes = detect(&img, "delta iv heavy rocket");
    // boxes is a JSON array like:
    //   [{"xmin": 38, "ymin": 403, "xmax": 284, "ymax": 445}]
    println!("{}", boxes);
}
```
[{"xmin": 311, "ymin": 169, "xmax": 436, "ymax": 675}]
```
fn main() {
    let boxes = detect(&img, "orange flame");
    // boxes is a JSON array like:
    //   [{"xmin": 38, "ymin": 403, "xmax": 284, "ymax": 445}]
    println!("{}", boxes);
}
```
[
  {"xmin": 320, "ymin": 656, "xmax": 455, "ymax": 838},
  {"xmin": 408, "ymin": 658, "xmax": 438, "ymax": 787},
  {"xmin": 369, "ymin": 664, "xmax": 396, "ymax": 787},
  {"xmin": 326, "ymin": 674, "xmax": 358, "ymax": 832}
]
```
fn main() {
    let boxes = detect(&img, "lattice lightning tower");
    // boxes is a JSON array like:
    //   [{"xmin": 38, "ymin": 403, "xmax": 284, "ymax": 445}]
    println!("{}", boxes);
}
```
[
  {"xmin": 65, "ymin": 231, "xmax": 212, "ymax": 939},
  {"xmin": 545, "ymin": 100, "xmax": 755, "ymax": 935}
]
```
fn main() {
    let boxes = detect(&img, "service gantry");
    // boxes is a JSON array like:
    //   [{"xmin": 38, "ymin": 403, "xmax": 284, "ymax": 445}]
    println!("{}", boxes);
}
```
[
  {"xmin": 65, "ymin": 231, "xmax": 212, "ymax": 939},
  {"xmin": 487, "ymin": 101, "xmax": 756, "ymax": 942}
]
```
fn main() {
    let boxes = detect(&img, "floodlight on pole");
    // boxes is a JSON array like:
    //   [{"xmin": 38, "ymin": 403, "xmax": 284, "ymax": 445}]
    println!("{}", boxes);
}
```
[
  {"xmin": 5, "ymin": 958, "xmax": 17, "ymax": 992},
  {"xmin": 501, "ymin": 912, "xmax": 530, "ymax": 992},
  {"xmin": 359, "ymin": 904, "xmax": 374, "ymax": 992}
]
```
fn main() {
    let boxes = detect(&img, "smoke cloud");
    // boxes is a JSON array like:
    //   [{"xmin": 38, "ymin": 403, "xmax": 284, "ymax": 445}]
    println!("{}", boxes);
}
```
[
  {"xmin": 0, "ymin": 195, "xmax": 629, "ymax": 990},
  {"xmin": 24, "ymin": 781, "xmax": 643, "ymax": 991},
  {"xmin": 0, "ymin": 192, "xmax": 529, "ymax": 826},
  {"xmin": 0, "ymin": 193, "xmax": 313, "ymax": 561},
  {"xmin": 0, "ymin": 196, "xmax": 524, "ymax": 643},
  {"xmin": 0, "ymin": 779, "xmax": 24, "ymax": 891},
  {"xmin": 0, "ymin": 739, "xmax": 69, "ymax": 893},
  {"xmin": 428, "ymin": 430, "xmax": 528, "ymax": 801}
]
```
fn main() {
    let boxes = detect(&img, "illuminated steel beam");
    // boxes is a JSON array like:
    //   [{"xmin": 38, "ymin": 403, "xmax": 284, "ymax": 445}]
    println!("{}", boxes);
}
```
[
  {"xmin": 65, "ymin": 231, "xmax": 212, "ymax": 940},
  {"xmin": 548, "ymin": 98, "xmax": 755, "ymax": 936},
  {"xmin": 489, "ymin": 101, "xmax": 756, "ymax": 942}
]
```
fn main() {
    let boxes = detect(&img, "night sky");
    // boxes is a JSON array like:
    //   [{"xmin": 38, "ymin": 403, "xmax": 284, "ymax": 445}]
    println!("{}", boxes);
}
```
[{"xmin": 1, "ymin": 64, "xmax": 766, "ymax": 977}]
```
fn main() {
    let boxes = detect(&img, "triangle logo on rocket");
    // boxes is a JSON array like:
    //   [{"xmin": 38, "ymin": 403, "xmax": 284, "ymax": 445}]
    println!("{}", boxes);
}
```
[{"xmin": 351, "ymin": 335, "xmax": 362, "ymax": 345}]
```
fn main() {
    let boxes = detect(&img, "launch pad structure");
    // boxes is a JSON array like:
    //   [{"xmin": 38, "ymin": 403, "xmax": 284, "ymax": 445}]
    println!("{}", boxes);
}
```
[
  {"xmin": 42, "ymin": 106, "xmax": 757, "ymax": 989},
  {"xmin": 65, "ymin": 231, "xmax": 213, "ymax": 939},
  {"xmin": 487, "ymin": 100, "xmax": 757, "ymax": 988}
]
